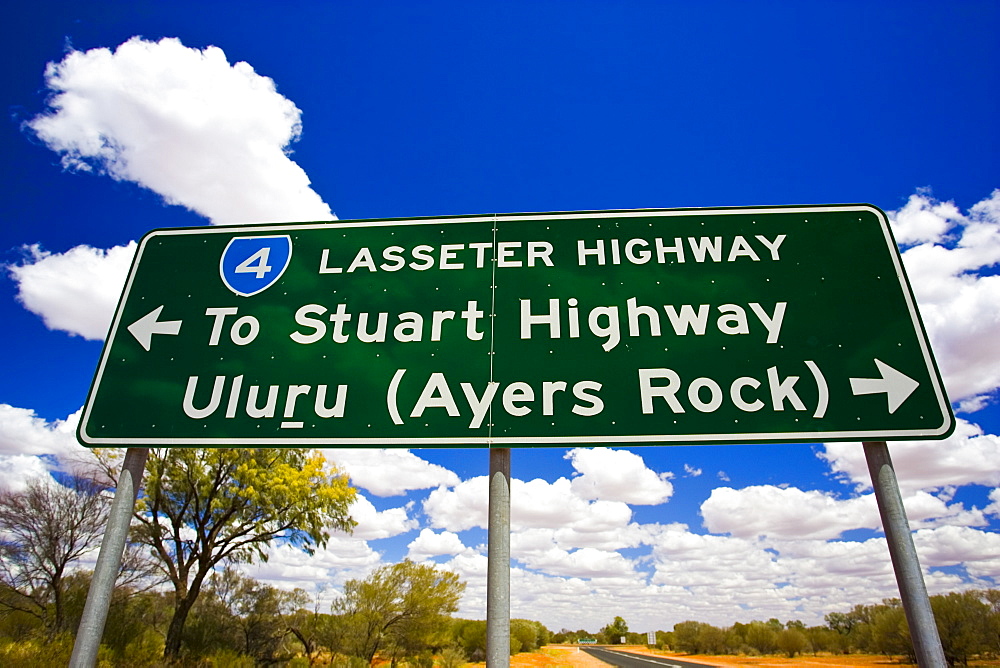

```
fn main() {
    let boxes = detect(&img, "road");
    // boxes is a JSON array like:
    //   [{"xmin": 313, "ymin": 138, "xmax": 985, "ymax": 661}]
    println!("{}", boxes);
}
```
[{"xmin": 580, "ymin": 647, "xmax": 718, "ymax": 668}]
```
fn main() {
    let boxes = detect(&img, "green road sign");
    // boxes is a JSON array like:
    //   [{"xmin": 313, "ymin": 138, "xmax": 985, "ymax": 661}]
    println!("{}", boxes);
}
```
[{"xmin": 78, "ymin": 205, "xmax": 954, "ymax": 447}]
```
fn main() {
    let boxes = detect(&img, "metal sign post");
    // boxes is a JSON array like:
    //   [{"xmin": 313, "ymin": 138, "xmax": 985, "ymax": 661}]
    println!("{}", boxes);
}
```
[
  {"xmin": 865, "ymin": 441, "xmax": 947, "ymax": 667},
  {"xmin": 69, "ymin": 447, "xmax": 149, "ymax": 668},
  {"xmin": 486, "ymin": 448, "xmax": 511, "ymax": 668}
]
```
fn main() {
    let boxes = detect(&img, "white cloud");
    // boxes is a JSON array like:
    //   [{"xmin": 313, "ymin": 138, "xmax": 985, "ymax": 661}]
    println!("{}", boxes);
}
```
[
  {"xmin": 890, "ymin": 191, "xmax": 965, "ymax": 245},
  {"xmin": 0, "ymin": 454, "xmax": 51, "ymax": 493},
  {"xmin": 985, "ymin": 489, "xmax": 1000, "ymax": 517},
  {"xmin": 914, "ymin": 525, "xmax": 1000, "ymax": 578},
  {"xmin": 242, "ymin": 535, "xmax": 383, "ymax": 596},
  {"xmin": 701, "ymin": 485, "xmax": 878, "ymax": 540},
  {"xmin": 12, "ymin": 36, "xmax": 335, "ymax": 342},
  {"xmin": 29, "ymin": 37, "xmax": 332, "ymax": 225},
  {"xmin": 888, "ymin": 189, "xmax": 1000, "ymax": 404},
  {"xmin": 324, "ymin": 449, "xmax": 461, "ymax": 497},
  {"xmin": 7, "ymin": 243, "xmax": 135, "ymax": 340},
  {"xmin": 820, "ymin": 419, "xmax": 1000, "ymax": 494},
  {"xmin": 0, "ymin": 404, "xmax": 84, "ymax": 458},
  {"xmin": 566, "ymin": 447, "xmax": 674, "ymax": 504},
  {"xmin": 407, "ymin": 528, "xmax": 475, "ymax": 560},
  {"xmin": 702, "ymin": 482, "xmax": 985, "ymax": 541},
  {"xmin": 423, "ymin": 474, "xmax": 641, "ymax": 559},
  {"xmin": 516, "ymin": 544, "xmax": 635, "ymax": 579},
  {"xmin": 347, "ymin": 494, "xmax": 418, "ymax": 540}
]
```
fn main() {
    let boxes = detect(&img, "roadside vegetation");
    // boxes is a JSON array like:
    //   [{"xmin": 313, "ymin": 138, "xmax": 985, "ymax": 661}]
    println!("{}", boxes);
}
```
[{"xmin": 2, "ymin": 453, "xmax": 999, "ymax": 666}]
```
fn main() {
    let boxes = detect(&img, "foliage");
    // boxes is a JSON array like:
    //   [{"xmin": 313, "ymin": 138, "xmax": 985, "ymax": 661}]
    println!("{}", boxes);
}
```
[
  {"xmin": 450, "ymin": 618, "xmax": 487, "ymax": 661},
  {"xmin": 0, "ymin": 633, "xmax": 87, "ymax": 667},
  {"xmin": 439, "ymin": 645, "xmax": 467, "ymax": 668},
  {"xmin": 333, "ymin": 559, "xmax": 465, "ymax": 662},
  {"xmin": 775, "ymin": 627, "xmax": 809, "ymax": 657},
  {"xmin": 0, "ymin": 477, "xmax": 109, "ymax": 635},
  {"xmin": 600, "ymin": 615, "xmax": 629, "ymax": 644},
  {"xmin": 91, "ymin": 447, "xmax": 356, "ymax": 659},
  {"xmin": 511, "ymin": 618, "xmax": 549, "ymax": 653},
  {"xmin": 932, "ymin": 591, "xmax": 993, "ymax": 666}
]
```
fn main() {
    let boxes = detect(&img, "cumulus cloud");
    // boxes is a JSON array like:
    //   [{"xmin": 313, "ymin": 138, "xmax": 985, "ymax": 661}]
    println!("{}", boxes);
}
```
[
  {"xmin": 7, "ymin": 243, "xmax": 135, "ymax": 340},
  {"xmin": 0, "ymin": 454, "xmax": 52, "ymax": 493},
  {"xmin": 0, "ymin": 404, "xmax": 83, "ymax": 458},
  {"xmin": 346, "ymin": 494, "xmax": 418, "ymax": 540},
  {"xmin": 516, "ymin": 543, "xmax": 636, "ymax": 579},
  {"xmin": 888, "ymin": 189, "xmax": 1000, "ymax": 405},
  {"xmin": 407, "ymin": 528, "xmax": 475, "ymax": 561},
  {"xmin": 820, "ymin": 419, "xmax": 1000, "ymax": 494},
  {"xmin": 12, "ymin": 36, "xmax": 335, "ymax": 341},
  {"xmin": 242, "ymin": 535, "xmax": 383, "ymax": 598},
  {"xmin": 324, "ymin": 449, "xmax": 461, "ymax": 497},
  {"xmin": 702, "ymin": 483, "xmax": 986, "ymax": 540},
  {"xmin": 701, "ymin": 485, "xmax": 878, "ymax": 540},
  {"xmin": 566, "ymin": 447, "xmax": 674, "ymax": 504},
  {"xmin": 914, "ymin": 525, "xmax": 1000, "ymax": 578},
  {"xmin": 28, "ymin": 37, "xmax": 332, "ymax": 225}
]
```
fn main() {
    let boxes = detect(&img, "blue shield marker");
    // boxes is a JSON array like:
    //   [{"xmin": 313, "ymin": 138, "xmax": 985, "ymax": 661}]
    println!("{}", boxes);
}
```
[{"xmin": 219, "ymin": 235, "xmax": 293, "ymax": 297}]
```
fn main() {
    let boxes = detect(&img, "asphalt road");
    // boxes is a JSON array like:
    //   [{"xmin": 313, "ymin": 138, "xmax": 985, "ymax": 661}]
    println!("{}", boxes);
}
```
[{"xmin": 580, "ymin": 647, "xmax": 718, "ymax": 668}]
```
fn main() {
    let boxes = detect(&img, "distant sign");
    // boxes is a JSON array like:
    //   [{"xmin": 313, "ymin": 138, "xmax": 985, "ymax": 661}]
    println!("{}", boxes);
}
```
[{"xmin": 78, "ymin": 205, "xmax": 953, "ymax": 447}]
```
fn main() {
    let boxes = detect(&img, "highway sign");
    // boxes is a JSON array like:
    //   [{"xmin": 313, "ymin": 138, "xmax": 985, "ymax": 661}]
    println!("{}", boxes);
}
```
[{"xmin": 78, "ymin": 205, "xmax": 954, "ymax": 447}]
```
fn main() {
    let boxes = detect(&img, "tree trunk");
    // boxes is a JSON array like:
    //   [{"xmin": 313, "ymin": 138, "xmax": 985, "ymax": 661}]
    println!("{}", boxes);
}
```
[{"xmin": 164, "ymin": 594, "xmax": 195, "ymax": 659}]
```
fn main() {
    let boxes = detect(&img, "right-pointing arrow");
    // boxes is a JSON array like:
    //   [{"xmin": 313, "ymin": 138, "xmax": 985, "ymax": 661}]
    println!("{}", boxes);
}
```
[{"xmin": 850, "ymin": 358, "xmax": 920, "ymax": 414}]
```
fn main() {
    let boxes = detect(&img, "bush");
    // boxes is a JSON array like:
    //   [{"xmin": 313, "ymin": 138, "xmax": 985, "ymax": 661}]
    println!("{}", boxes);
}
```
[{"xmin": 439, "ymin": 645, "xmax": 466, "ymax": 668}]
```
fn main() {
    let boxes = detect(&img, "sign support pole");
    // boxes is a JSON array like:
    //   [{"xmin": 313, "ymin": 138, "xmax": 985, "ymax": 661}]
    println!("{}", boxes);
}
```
[
  {"xmin": 486, "ymin": 447, "xmax": 511, "ymax": 668},
  {"xmin": 863, "ymin": 441, "xmax": 946, "ymax": 667},
  {"xmin": 70, "ymin": 447, "xmax": 149, "ymax": 668}
]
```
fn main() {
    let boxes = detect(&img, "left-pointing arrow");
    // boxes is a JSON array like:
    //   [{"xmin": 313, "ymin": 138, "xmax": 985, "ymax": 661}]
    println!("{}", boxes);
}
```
[{"xmin": 127, "ymin": 306, "xmax": 183, "ymax": 351}]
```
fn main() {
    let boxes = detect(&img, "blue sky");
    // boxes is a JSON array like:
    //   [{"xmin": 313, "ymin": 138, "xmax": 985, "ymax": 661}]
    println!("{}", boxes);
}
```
[{"xmin": 2, "ymin": 1, "xmax": 999, "ymax": 633}]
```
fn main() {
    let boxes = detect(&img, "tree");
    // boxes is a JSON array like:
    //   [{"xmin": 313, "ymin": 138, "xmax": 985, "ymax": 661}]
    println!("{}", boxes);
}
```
[
  {"xmin": 868, "ymin": 603, "xmax": 910, "ymax": 659},
  {"xmin": 744, "ymin": 620, "xmax": 778, "ymax": 654},
  {"xmin": 776, "ymin": 627, "xmax": 809, "ymax": 658},
  {"xmin": 511, "ymin": 619, "xmax": 548, "ymax": 653},
  {"xmin": 450, "ymin": 618, "xmax": 487, "ymax": 661},
  {"xmin": 92, "ymin": 447, "xmax": 356, "ymax": 659},
  {"xmin": 334, "ymin": 560, "xmax": 465, "ymax": 663},
  {"xmin": 602, "ymin": 616, "xmax": 629, "ymax": 644},
  {"xmin": 0, "ymin": 477, "xmax": 109, "ymax": 635},
  {"xmin": 932, "ymin": 591, "xmax": 992, "ymax": 666}
]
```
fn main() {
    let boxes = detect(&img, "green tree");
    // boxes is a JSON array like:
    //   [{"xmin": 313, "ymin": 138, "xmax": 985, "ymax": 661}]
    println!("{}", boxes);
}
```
[
  {"xmin": 334, "ymin": 560, "xmax": 465, "ymax": 663},
  {"xmin": 776, "ymin": 627, "xmax": 809, "ymax": 658},
  {"xmin": 932, "ymin": 591, "xmax": 992, "ymax": 666},
  {"xmin": 744, "ymin": 620, "xmax": 778, "ymax": 654},
  {"xmin": 93, "ymin": 447, "xmax": 356, "ymax": 660},
  {"xmin": 510, "ymin": 619, "xmax": 548, "ymax": 653},
  {"xmin": 695, "ymin": 624, "xmax": 727, "ymax": 654},
  {"xmin": 0, "ymin": 477, "xmax": 108, "ymax": 636},
  {"xmin": 450, "ymin": 618, "xmax": 486, "ymax": 661},
  {"xmin": 672, "ymin": 621, "xmax": 702, "ymax": 653},
  {"xmin": 602, "ymin": 616, "xmax": 629, "ymax": 644},
  {"xmin": 187, "ymin": 567, "xmax": 309, "ymax": 662},
  {"xmin": 869, "ymin": 603, "xmax": 910, "ymax": 659}
]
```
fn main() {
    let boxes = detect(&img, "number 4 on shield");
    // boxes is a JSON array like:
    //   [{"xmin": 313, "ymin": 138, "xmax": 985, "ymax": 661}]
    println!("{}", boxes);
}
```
[{"xmin": 219, "ymin": 235, "xmax": 293, "ymax": 297}]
